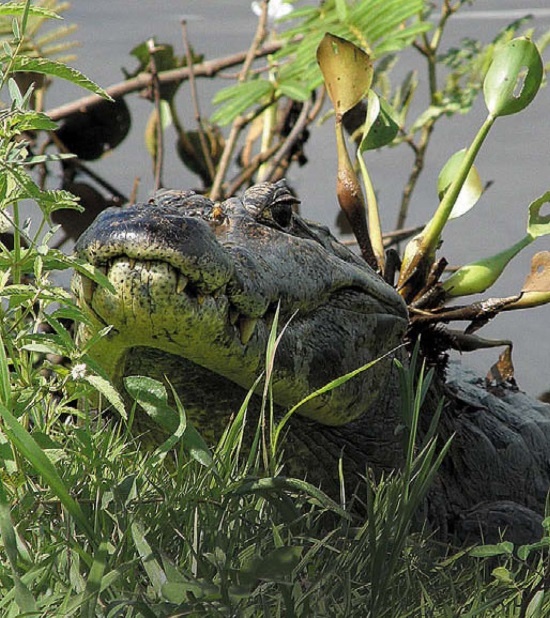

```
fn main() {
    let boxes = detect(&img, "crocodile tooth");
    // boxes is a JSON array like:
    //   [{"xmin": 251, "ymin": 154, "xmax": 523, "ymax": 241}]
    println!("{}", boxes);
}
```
[
  {"xmin": 80, "ymin": 276, "xmax": 95, "ymax": 303},
  {"xmin": 229, "ymin": 307, "xmax": 240, "ymax": 325},
  {"xmin": 197, "ymin": 293, "xmax": 206, "ymax": 306},
  {"xmin": 128, "ymin": 258, "xmax": 136, "ymax": 269},
  {"xmin": 212, "ymin": 284, "xmax": 227, "ymax": 298},
  {"xmin": 176, "ymin": 274, "xmax": 188, "ymax": 294},
  {"xmin": 239, "ymin": 316, "xmax": 258, "ymax": 345}
]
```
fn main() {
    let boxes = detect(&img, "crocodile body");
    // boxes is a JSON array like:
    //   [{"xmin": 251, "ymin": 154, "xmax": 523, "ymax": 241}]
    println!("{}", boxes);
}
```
[{"xmin": 74, "ymin": 181, "xmax": 550, "ymax": 543}]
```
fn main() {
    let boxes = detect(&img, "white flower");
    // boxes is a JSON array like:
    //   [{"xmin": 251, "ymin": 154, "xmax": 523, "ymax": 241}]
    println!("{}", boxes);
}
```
[
  {"xmin": 71, "ymin": 363, "xmax": 87, "ymax": 380},
  {"xmin": 251, "ymin": 0, "xmax": 293, "ymax": 25}
]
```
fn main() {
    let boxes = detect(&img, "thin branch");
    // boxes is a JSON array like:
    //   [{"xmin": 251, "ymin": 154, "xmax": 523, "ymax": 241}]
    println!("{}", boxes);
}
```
[
  {"xmin": 180, "ymin": 19, "xmax": 215, "ymax": 182},
  {"xmin": 45, "ymin": 39, "xmax": 287, "ymax": 122},
  {"xmin": 147, "ymin": 39, "xmax": 164, "ymax": 191},
  {"xmin": 264, "ymin": 99, "xmax": 312, "ymax": 181},
  {"xmin": 210, "ymin": 0, "xmax": 271, "ymax": 201},
  {"xmin": 225, "ymin": 141, "xmax": 282, "ymax": 196}
]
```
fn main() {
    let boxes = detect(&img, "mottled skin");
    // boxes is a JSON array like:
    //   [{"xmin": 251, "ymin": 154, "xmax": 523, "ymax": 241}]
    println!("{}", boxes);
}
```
[{"xmin": 75, "ymin": 180, "xmax": 550, "ymax": 543}]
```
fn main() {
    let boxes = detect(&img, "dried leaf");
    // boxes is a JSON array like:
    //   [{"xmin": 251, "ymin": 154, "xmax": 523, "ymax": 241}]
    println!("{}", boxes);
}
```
[
  {"xmin": 317, "ymin": 33, "xmax": 373, "ymax": 116},
  {"xmin": 486, "ymin": 345, "xmax": 515, "ymax": 384},
  {"xmin": 522, "ymin": 251, "xmax": 550, "ymax": 293}
]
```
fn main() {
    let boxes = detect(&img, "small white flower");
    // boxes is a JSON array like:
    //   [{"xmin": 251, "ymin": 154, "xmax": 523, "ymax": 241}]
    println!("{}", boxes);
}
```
[
  {"xmin": 251, "ymin": 0, "xmax": 293, "ymax": 25},
  {"xmin": 71, "ymin": 363, "xmax": 87, "ymax": 380}
]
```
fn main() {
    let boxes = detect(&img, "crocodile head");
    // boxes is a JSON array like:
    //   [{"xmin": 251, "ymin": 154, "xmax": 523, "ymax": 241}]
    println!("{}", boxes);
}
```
[{"xmin": 74, "ymin": 181, "xmax": 408, "ymax": 429}]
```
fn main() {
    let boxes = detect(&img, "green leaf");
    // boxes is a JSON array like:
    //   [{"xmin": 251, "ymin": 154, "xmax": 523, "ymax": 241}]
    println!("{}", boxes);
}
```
[
  {"xmin": 0, "ymin": 479, "xmax": 37, "ymax": 613},
  {"xmin": 484, "ymin": 37, "xmax": 543, "ymax": 117},
  {"xmin": 124, "ymin": 375, "xmax": 213, "ymax": 466},
  {"xmin": 317, "ymin": 33, "xmax": 373, "ymax": 116},
  {"xmin": 276, "ymin": 80, "xmax": 310, "ymax": 101},
  {"xmin": 84, "ymin": 374, "xmax": 127, "ymax": 420},
  {"xmin": 335, "ymin": 0, "xmax": 349, "ymax": 22},
  {"xmin": 360, "ymin": 91, "xmax": 400, "ymax": 151},
  {"xmin": 492, "ymin": 566, "xmax": 514, "ymax": 585},
  {"xmin": 144, "ymin": 101, "xmax": 172, "ymax": 159},
  {"xmin": 0, "ymin": 3, "xmax": 61, "ymax": 19},
  {"xmin": 81, "ymin": 541, "xmax": 110, "ymax": 618},
  {"xmin": 10, "ymin": 56, "xmax": 110, "ymax": 99},
  {"xmin": 212, "ymin": 79, "xmax": 274, "ymax": 125},
  {"xmin": 131, "ymin": 521, "xmax": 167, "ymax": 595},
  {"xmin": 437, "ymin": 149, "xmax": 483, "ymax": 219},
  {"xmin": 240, "ymin": 546, "xmax": 303, "ymax": 584},
  {"xmin": 0, "ymin": 401, "xmax": 95, "ymax": 543},
  {"xmin": 469, "ymin": 542, "xmax": 514, "ymax": 558},
  {"xmin": 527, "ymin": 191, "xmax": 550, "ymax": 238},
  {"xmin": 233, "ymin": 476, "xmax": 350, "ymax": 519}
]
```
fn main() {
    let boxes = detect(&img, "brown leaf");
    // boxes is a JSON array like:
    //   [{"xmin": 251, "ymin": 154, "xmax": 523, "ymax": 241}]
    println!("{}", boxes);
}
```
[
  {"xmin": 521, "ymin": 251, "xmax": 550, "ymax": 292},
  {"xmin": 317, "ymin": 33, "xmax": 373, "ymax": 117},
  {"xmin": 486, "ymin": 345, "xmax": 515, "ymax": 384}
]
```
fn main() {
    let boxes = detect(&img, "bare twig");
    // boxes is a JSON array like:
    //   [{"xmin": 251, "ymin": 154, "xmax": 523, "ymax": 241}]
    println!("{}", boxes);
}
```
[
  {"xmin": 147, "ymin": 39, "xmax": 164, "ymax": 190},
  {"xmin": 180, "ymin": 19, "xmax": 215, "ymax": 182},
  {"xmin": 264, "ymin": 99, "xmax": 312, "ymax": 182},
  {"xmin": 225, "ymin": 141, "xmax": 282, "ymax": 196},
  {"xmin": 210, "ymin": 0, "xmax": 271, "ymax": 201},
  {"xmin": 45, "ymin": 40, "xmax": 288, "ymax": 122}
]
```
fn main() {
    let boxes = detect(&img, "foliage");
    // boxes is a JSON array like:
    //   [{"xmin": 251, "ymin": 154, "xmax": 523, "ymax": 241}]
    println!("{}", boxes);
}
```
[{"xmin": 0, "ymin": 0, "xmax": 549, "ymax": 616}]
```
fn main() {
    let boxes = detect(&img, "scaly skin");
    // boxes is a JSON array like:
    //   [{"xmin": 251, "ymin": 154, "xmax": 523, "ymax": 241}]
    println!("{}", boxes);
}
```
[{"xmin": 74, "ymin": 180, "xmax": 550, "ymax": 543}]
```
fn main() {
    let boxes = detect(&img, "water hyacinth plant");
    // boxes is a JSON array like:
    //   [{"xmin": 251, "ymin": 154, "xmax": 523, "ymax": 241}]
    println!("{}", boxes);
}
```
[{"xmin": 317, "ymin": 28, "xmax": 550, "ymax": 364}]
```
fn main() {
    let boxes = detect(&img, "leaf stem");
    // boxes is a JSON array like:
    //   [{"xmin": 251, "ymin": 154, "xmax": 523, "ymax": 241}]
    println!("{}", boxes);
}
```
[{"xmin": 422, "ymin": 114, "xmax": 495, "ymax": 253}]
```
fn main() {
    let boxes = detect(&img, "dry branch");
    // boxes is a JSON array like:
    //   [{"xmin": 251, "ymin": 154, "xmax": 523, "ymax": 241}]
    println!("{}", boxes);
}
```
[{"xmin": 45, "ymin": 39, "xmax": 286, "ymax": 122}]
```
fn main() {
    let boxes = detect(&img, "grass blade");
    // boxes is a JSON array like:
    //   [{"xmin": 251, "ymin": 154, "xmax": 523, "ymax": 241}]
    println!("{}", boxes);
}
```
[{"xmin": 0, "ymin": 402, "xmax": 95, "ymax": 544}]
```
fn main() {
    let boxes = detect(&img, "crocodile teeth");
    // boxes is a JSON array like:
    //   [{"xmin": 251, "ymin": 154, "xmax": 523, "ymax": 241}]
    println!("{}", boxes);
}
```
[
  {"xmin": 176, "ymin": 274, "xmax": 188, "ymax": 294},
  {"xmin": 238, "ymin": 316, "xmax": 258, "ymax": 345},
  {"xmin": 128, "ymin": 258, "xmax": 136, "ymax": 269},
  {"xmin": 229, "ymin": 307, "xmax": 240, "ymax": 326},
  {"xmin": 80, "ymin": 276, "xmax": 95, "ymax": 303}
]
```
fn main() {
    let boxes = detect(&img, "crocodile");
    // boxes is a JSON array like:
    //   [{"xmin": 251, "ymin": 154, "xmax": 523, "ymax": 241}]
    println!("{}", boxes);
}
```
[{"xmin": 74, "ymin": 180, "xmax": 550, "ymax": 544}]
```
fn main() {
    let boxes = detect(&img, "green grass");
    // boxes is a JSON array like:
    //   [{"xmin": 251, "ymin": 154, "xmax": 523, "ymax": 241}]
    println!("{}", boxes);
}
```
[
  {"xmin": 1, "ymin": 299, "xmax": 550, "ymax": 616},
  {"xmin": 1, "ymin": 2, "xmax": 550, "ymax": 614}
]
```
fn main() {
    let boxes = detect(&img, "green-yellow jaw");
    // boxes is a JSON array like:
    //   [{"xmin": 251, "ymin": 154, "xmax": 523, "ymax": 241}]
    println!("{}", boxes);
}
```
[{"xmin": 75, "ymin": 181, "xmax": 408, "ymax": 429}]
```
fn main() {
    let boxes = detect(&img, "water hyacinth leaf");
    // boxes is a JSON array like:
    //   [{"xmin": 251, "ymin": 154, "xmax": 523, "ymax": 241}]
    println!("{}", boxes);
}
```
[
  {"xmin": 360, "ymin": 91, "xmax": 400, "ymax": 151},
  {"xmin": 527, "ymin": 191, "xmax": 550, "ymax": 238},
  {"xmin": 483, "ymin": 37, "xmax": 543, "ymax": 117},
  {"xmin": 437, "ymin": 149, "xmax": 483, "ymax": 219},
  {"xmin": 500, "ymin": 252, "xmax": 550, "ymax": 310},
  {"xmin": 522, "ymin": 251, "xmax": 550, "ymax": 293},
  {"xmin": 442, "ymin": 235, "xmax": 532, "ymax": 297},
  {"xmin": 317, "ymin": 33, "xmax": 373, "ymax": 116}
]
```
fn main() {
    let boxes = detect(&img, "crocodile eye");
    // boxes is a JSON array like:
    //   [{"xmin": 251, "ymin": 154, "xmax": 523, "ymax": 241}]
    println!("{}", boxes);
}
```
[{"xmin": 268, "ymin": 200, "xmax": 293, "ymax": 228}]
